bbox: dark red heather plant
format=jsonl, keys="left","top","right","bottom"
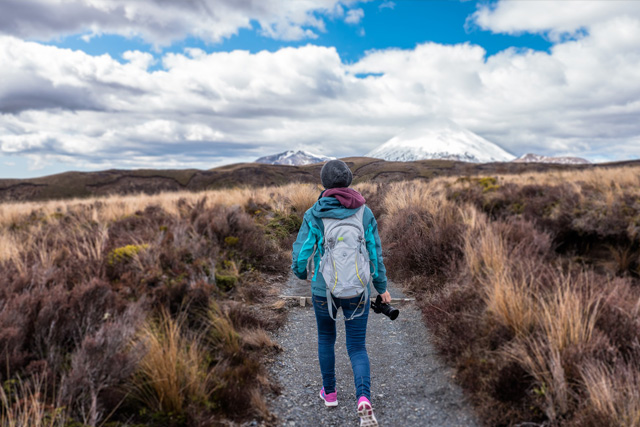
{"left": 0, "top": 195, "right": 291, "bottom": 425}
{"left": 381, "top": 176, "right": 640, "bottom": 426}
{"left": 382, "top": 205, "right": 465, "bottom": 285}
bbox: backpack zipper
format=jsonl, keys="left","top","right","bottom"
{"left": 355, "top": 248, "right": 366, "bottom": 288}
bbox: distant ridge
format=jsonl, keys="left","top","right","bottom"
{"left": 4, "top": 156, "right": 634, "bottom": 203}
{"left": 255, "top": 150, "right": 334, "bottom": 166}
{"left": 513, "top": 153, "right": 591, "bottom": 165}
{"left": 367, "top": 119, "right": 515, "bottom": 163}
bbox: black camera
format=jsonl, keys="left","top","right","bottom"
{"left": 371, "top": 295, "right": 399, "bottom": 320}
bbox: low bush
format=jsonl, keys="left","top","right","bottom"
{"left": 382, "top": 171, "right": 640, "bottom": 426}
{"left": 0, "top": 191, "right": 293, "bottom": 425}
{"left": 449, "top": 176, "right": 640, "bottom": 278}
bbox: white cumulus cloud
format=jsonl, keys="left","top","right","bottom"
{"left": 1, "top": 0, "right": 640, "bottom": 171}
{"left": 345, "top": 8, "right": 365, "bottom": 25}
{"left": 0, "top": 0, "right": 367, "bottom": 45}
{"left": 471, "top": 0, "right": 640, "bottom": 41}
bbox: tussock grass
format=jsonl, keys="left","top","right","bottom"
{"left": 0, "top": 183, "right": 298, "bottom": 425}
{"left": 0, "top": 229, "right": 21, "bottom": 262}
{"left": 0, "top": 182, "right": 318, "bottom": 229}
{"left": 71, "top": 223, "right": 109, "bottom": 265}
{"left": 538, "top": 275, "right": 600, "bottom": 353}
{"left": 380, "top": 166, "right": 640, "bottom": 425}
{"left": 479, "top": 164, "right": 640, "bottom": 190}
{"left": 580, "top": 361, "right": 640, "bottom": 426}
{"left": 276, "top": 183, "right": 322, "bottom": 218}
{"left": 207, "top": 302, "right": 241, "bottom": 356}
{"left": 486, "top": 271, "right": 537, "bottom": 338}
{"left": 504, "top": 336, "right": 569, "bottom": 422}
{"left": 382, "top": 180, "right": 451, "bottom": 219}
{"left": 240, "top": 328, "right": 280, "bottom": 350}
{"left": 0, "top": 376, "right": 68, "bottom": 427}
{"left": 381, "top": 180, "right": 465, "bottom": 291}
{"left": 352, "top": 181, "right": 378, "bottom": 194}
{"left": 463, "top": 216, "right": 507, "bottom": 280}
{"left": 132, "top": 310, "right": 215, "bottom": 416}
{"left": 8, "top": 164, "right": 640, "bottom": 425}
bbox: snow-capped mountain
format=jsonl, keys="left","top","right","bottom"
{"left": 512, "top": 153, "right": 591, "bottom": 165}
{"left": 255, "top": 150, "right": 334, "bottom": 166}
{"left": 367, "top": 120, "right": 515, "bottom": 163}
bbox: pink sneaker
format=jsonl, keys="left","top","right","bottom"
{"left": 319, "top": 387, "right": 338, "bottom": 407}
{"left": 357, "top": 396, "right": 378, "bottom": 427}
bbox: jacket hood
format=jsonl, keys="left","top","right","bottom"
{"left": 312, "top": 195, "right": 361, "bottom": 219}
{"left": 322, "top": 188, "right": 366, "bottom": 209}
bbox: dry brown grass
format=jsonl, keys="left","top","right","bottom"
{"left": 352, "top": 181, "right": 378, "bottom": 194}
{"left": 481, "top": 165, "right": 640, "bottom": 190}
{"left": 280, "top": 183, "right": 322, "bottom": 217}
{"left": 380, "top": 170, "right": 640, "bottom": 425}
{"left": 381, "top": 180, "right": 459, "bottom": 227}
{"left": 382, "top": 180, "right": 437, "bottom": 218}
{"left": 126, "top": 298, "right": 278, "bottom": 423}
{"left": 0, "top": 185, "right": 294, "bottom": 424}
{"left": 207, "top": 302, "right": 241, "bottom": 356}
{"left": 0, "top": 377, "right": 68, "bottom": 427}
{"left": 0, "top": 229, "right": 22, "bottom": 262}
{"left": 538, "top": 275, "right": 600, "bottom": 353}
{"left": 436, "top": 164, "right": 640, "bottom": 211}
{"left": 132, "top": 310, "right": 215, "bottom": 416}
{"left": 70, "top": 223, "right": 109, "bottom": 266}
{"left": 240, "top": 328, "right": 280, "bottom": 351}
{"left": 580, "top": 361, "right": 640, "bottom": 426}
{"left": 498, "top": 276, "right": 601, "bottom": 421}
{"left": 0, "top": 183, "right": 321, "bottom": 269}
{"left": 462, "top": 208, "right": 606, "bottom": 421}
{"left": 487, "top": 271, "right": 538, "bottom": 338}
{"left": 0, "top": 182, "right": 319, "bottom": 228}
{"left": 463, "top": 216, "right": 507, "bottom": 280}
{"left": 504, "top": 336, "right": 570, "bottom": 422}
{"left": 461, "top": 215, "right": 536, "bottom": 336}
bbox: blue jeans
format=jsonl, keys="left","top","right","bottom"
{"left": 312, "top": 294, "right": 371, "bottom": 400}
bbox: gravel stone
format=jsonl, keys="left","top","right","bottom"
{"left": 263, "top": 275, "right": 478, "bottom": 427}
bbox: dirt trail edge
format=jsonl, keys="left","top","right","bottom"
{"left": 264, "top": 275, "right": 479, "bottom": 427}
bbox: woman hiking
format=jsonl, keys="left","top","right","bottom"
{"left": 291, "top": 159, "right": 390, "bottom": 427}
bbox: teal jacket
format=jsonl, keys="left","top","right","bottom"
{"left": 291, "top": 195, "right": 388, "bottom": 297}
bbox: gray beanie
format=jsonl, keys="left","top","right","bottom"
{"left": 320, "top": 160, "right": 353, "bottom": 189}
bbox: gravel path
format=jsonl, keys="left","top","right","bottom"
{"left": 264, "top": 275, "right": 478, "bottom": 427}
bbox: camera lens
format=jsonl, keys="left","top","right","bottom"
{"left": 382, "top": 304, "right": 399, "bottom": 320}
{"left": 371, "top": 295, "right": 399, "bottom": 320}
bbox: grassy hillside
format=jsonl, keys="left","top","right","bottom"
{"left": 0, "top": 165, "right": 312, "bottom": 202}
{"left": 3, "top": 163, "right": 640, "bottom": 425}
{"left": 0, "top": 184, "right": 320, "bottom": 425}
{"left": 4, "top": 157, "right": 635, "bottom": 203}
{"left": 377, "top": 165, "right": 640, "bottom": 426}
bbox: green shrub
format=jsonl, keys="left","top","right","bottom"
{"left": 224, "top": 236, "right": 239, "bottom": 246}
{"left": 215, "top": 275, "right": 238, "bottom": 291}
{"left": 266, "top": 212, "right": 302, "bottom": 240}
{"left": 107, "top": 244, "right": 149, "bottom": 266}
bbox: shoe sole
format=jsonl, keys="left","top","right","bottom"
{"left": 320, "top": 390, "right": 338, "bottom": 407}
{"left": 358, "top": 404, "right": 378, "bottom": 427}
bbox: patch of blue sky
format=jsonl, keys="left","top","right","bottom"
{"left": 170, "top": 1, "right": 553, "bottom": 63}
{"left": 353, "top": 72, "right": 384, "bottom": 79}
{"left": 0, "top": 155, "right": 61, "bottom": 179}
{"left": 334, "top": 0, "right": 553, "bottom": 60}
{"left": 42, "top": 1, "right": 553, "bottom": 68}
{"left": 43, "top": 33, "right": 161, "bottom": 66}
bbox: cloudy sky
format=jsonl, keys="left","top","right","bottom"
{"left": 1, "top": 0, "right": 640, "bottom": 178}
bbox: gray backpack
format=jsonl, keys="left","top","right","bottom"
{"left": 319, "top": 206, "right": 371, "bottom": 320}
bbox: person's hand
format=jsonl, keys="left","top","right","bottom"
{"left": 380, "top": 291, "right": 391, "bottom": 304}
